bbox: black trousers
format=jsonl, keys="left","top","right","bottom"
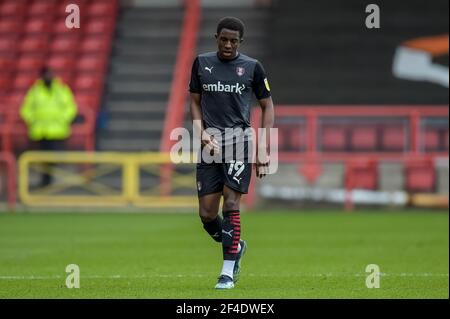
{"left": 37, "top": 139, "right": 65, "bottom": 187}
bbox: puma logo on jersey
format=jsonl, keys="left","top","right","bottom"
{"left": 202, "top": 81, "right": 246, "bottom": 95}
{"left": 205, "top": 66, "right": 214, "bottom": 73}
{"left": 222, "top": 229, "right": 233, "bottom": 237}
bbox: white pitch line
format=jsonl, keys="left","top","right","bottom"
{"left": 0, "top": 273, "right": 448, "bottom": 280}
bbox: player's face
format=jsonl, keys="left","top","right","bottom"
{"left": 215, "top": 28, "right": 242, "bottom": 60}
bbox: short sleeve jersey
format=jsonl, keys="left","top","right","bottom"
{"left": 189, "top": 52, "right": 271, "bottom": 135}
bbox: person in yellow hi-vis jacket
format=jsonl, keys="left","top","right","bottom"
{"left": 20, "top": 67, "right": 77, "bottom": 187}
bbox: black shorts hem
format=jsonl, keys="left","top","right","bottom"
{"left": 197, "top": 188, "right": 223, "bottom": 198}
{"left": 223, "top": 183, "right": 248, "bottom": 195}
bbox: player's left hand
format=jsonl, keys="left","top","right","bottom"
{"left": 255, "top": 156, "right": 270, "bottom": 178}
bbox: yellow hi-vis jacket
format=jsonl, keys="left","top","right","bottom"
{"left": 20, "top": 78, "right": 78, "bottom": 141}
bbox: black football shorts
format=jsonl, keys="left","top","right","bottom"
{"left": 196, "top": 142, "right": 252, "bottom": 197}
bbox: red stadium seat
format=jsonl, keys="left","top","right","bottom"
{"left": 381, "top": 126, "right": 406, "bottom": 151}
{"left": 345, "top": 159, "right": 377, "bottom": 190}
{"left": 277, "top": 127, "right": 288, "bottom": 150}
{"left": 423, "top": 130, "right": 440, "bottom": 151}
{"left": 17, "top": 55, "right": 45, "bottom": 73}
{"left": 74, "top": 75, "right": 103, "bottom": 92}
{"left": 84, "top": 19, "right": 115, "bottom": 35}
{"left": 0, "top": 19, "right": 23, "bottom": 35}
{"left": 0, "top": 36, "right": 19, "bottom": 58}
{"left": 24, "top": 19, "right": 53, "bottom": 34}
{"left": 27, "top": 1, "right": 56, "bottom": 17}
{"left": 56, "top": 0, "right": 88, "bottom": 16}
{"left": 13, "top": 74, "right": 39, "bottom": 92}
{"left": 288, "top": 126, "right": 305, "bottom": 151}
{"left": 87, "top": 2, "right": 118, "bottom": 18}
{"left": 322, "top": 126, "right": 346, "bottom": 151}
{"left": 20, "top": 36, "right": 50, "bottom": 54}
{"left": 76, "top": 56, "right": 107, "bottom": 73}
{"left": 54, "top": 71, "right": 74, "bottom": 88}
{"left": 405, "top": 159, "right": 435, "bottom": 193}
{"left": 80, "top": 36, "right": 111, "bottom": 54}
{"left": 0, "top": 37, "right": 17, "bottom": 54}
{"left": 47, "top": 56, "right": 75, "bottom": 72}
{"left": 55, "top": 1, "right": 88, "bottom": 30}
{"left": 351, "top": 126, "right": 377, "bottom": 151}
{"left": 8, "top": 92, "right": 26, "bottom": 108}
{"left": 0, "top": 1, "right": 27, "bottom": 18}
{"left": 0, "top": 74, "right": 12, "bottom": 94}
{"left": 53, "top": 18, "right": 84, "bottom": 35}
{"left": 0, "top": 58, "right": 15, "bottom": 74}
{"left": 75, "top": 93, "right": 101, "bottom": 111}
{"left": 50, "top": 37, "right": 80, "bottom": 54}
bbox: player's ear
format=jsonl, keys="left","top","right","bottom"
{"left": 240, "top": 38, "right": 244, "bottom": 44}
{"left": 214, "top": 33, "right": 218, "bottom": 40}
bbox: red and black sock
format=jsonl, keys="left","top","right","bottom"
{"left": 222, "top": 210, "right": 241, "bottom": 260}
{"left": 202, "top": 216, "right": 223, "bottom": 243}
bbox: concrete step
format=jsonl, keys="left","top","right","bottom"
{"left": 107, "top": 111, "right": 165, "bottom": 121}
{"left": 99, "top": 129, "right": 162, "bottom": 140}
{"left": 106, "top": 101, "right": 166, "bottom": 113}
{"left": 112, "top": 59, "right": 175, "bottom": 68}
{"left": 112, "top": 49, "right": 177, "bottom": 58}
{"left": 112, "top": 44, "right": 177, "bottom": 57}
{"left": 98, "top": 138, "right": 161, "bottom": 152}
{"left": 198, "top": 28, "right": 266, "bottom": 38}
{"left": 108, "top": 73, "right": 173, "bottom": 83}
{"left": 379, "top": 163, "right": 404, "bottom": 192}
{"left": 107, "top": 81, "right": 171, "bottom": 95}
{"left": 436, "top": 162, "right": 449, "bottom": 195}
{"left": 119, "top": 9, "right": 183, "bottom": 22}
{"left": 200, "top": 9, "right": 268, "bottom": 20}
{"left": 107, "top": 119, "right": 164, "bottom": 132}
{"left": 105, "top": 91, "right": 169, "bottom": 102}
{"left": 114, "top": 38, "right": 179, "bottom": 48}
{"left": 111, "top": 62, "right": 174, "bottom": 76}
{"left": 112, "top": 53, "right": 177, "bottom": 64}
{"left": 116, "top": 27, "right": 181, "bottom": 39}
{"left": 117, "top": 19, "right": 181, "bottom": 28}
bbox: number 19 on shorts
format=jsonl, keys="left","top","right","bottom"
{"left": 228, "top": 161, "right": 245, "bottom": 185}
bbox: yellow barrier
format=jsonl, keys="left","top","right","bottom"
{"left": 19, "top": 151, "right": 198, "bottom": 208}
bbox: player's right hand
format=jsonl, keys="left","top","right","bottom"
{"left": 201, "top": 132, "right": 220, "bottom": 155}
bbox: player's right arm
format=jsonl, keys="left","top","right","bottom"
{"left": 190, "top": 93, "right": 219, "bottom": 154}
{"left": 189, "top": 57, "right": 219, "bottom": 154}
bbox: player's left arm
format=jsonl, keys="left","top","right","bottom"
{"left": 252, "top": 61, "right": 275, "bottom": 178}
{"left": 256, "top": 96, "right": 274, "bottom": 178}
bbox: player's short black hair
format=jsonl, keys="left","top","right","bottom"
{"left": 216, "top": 17, "right": 245, "bottom": 39}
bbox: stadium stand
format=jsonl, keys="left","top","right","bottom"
{"left": 0, "top": 0, "right": 118, "bottom": 153}
{"left": 242, "top": 0, "right": 449, "bottom": 208}
{"left": 97, "top": 5, "right": 183, "bottom": 151}
{"left": 266, "top": 0, "right": 449, "bottom": 104}
{"left": 249, "top": 106, "right": 448, "bottom": 208}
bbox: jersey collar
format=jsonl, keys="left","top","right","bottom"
{"left": 216, "top": 51, "right": 240, "bottom": 62}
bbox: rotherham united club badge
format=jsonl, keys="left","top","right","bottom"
{"left": 236, "top": 67, "right": 245, "bottom": 76}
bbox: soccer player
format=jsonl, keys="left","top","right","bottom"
{"left": 189, "top": 17, "right": 275, "bottom": 289}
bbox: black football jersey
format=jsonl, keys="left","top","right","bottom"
{"left": 189, "top": 52, "right": 271, "bottom": 143}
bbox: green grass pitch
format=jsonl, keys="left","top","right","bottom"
{"left": 0, "top": 210, "right": 448, "bottom": 298}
